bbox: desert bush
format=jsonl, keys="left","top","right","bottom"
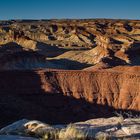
{"left": 95, "top": 132, "right": 111, "bottom": 140}
{"left": 59, "top": 123, "right": 87, "bottom": 140}
{"left": 41, "top": 123, "right": 88, "bottom": 140}
{"left": 41, "top": 129, "right": 59, "bottom": 140}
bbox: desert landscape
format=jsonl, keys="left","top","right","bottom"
{"left": 0, "top": 19, "right": 140, "bottom": 139}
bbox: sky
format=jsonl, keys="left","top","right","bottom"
{"left": 0, "top": 0, "right": 140, "bottom": 20}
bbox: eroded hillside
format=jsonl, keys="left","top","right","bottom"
{"left": 1, "top": 19, "right": 140, "bottom": 69}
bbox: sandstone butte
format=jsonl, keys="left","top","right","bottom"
{"left": 0, "top": 19, "right": 139, "bottom": 127}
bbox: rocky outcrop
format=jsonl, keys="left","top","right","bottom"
{"left": 0, "top": 117, "right": 140, "bottom": 139}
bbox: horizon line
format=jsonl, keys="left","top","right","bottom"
{"left": 0, "top": 18, "right": 140, "bottom": 21}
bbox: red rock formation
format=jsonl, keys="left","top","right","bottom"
{"left": 0, "top": 68, "right": 139, "bottom": 110}
{"left": 0, "top": 68, "right": 139, "bottom": 127}
{"left": 39, "top": 68, "right": 140, "bottom": 110}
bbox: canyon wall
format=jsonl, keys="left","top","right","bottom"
{"left": 0, "top": 68, "right": 139, "bottom": 127}
{"left": 1, "top": 69, "right": 139, "bottom": 111}
{"left": 39, "top": 69, "right": 140, "bottom": 111}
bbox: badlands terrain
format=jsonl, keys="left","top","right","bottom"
{"left": 0, "top": 19, "right": 140, "bottom": 139}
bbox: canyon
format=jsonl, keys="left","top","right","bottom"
{"left": 0, "top": 19, "right": 140, "bottom": 128}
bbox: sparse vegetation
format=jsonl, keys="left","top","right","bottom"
{"left": 95, "top": 132, "right": 111, "bottom": 140}
{"left": 59, "top": 124, "right": 87, "bottom": 140}
{"left": 41, "top": 124, "right": 87, "bottom": 140}
{"left": 41, "top": 129, "right": 59, "bottom": 140}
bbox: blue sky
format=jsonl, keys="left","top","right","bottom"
{"left": 0, "top": 0, "right": 140, "bottom": 20}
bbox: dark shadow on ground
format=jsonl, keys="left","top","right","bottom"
{"left": 36, "top": 42, "right": 68, "bottom": 57}
{"left": 0, "top": 42, "right": 23, "bottom": 54}
{"left": 48, "top": 58, "right": 92, "bottom": 70}
{"left": 126, "top": 48, "right": 140, "bottom": 66}
{"left": 36, "top": 42, "right": 89, "bottom": 57}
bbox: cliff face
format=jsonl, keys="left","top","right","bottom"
{"left": 39, "top": 69, "right": 140, "bottom": 110}
{"left": 0, "top": 68, "right": 139, "bottom": 126}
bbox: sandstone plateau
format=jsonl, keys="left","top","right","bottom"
{"left": 0, "top": 19, "right": 139, "bottom": 128}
